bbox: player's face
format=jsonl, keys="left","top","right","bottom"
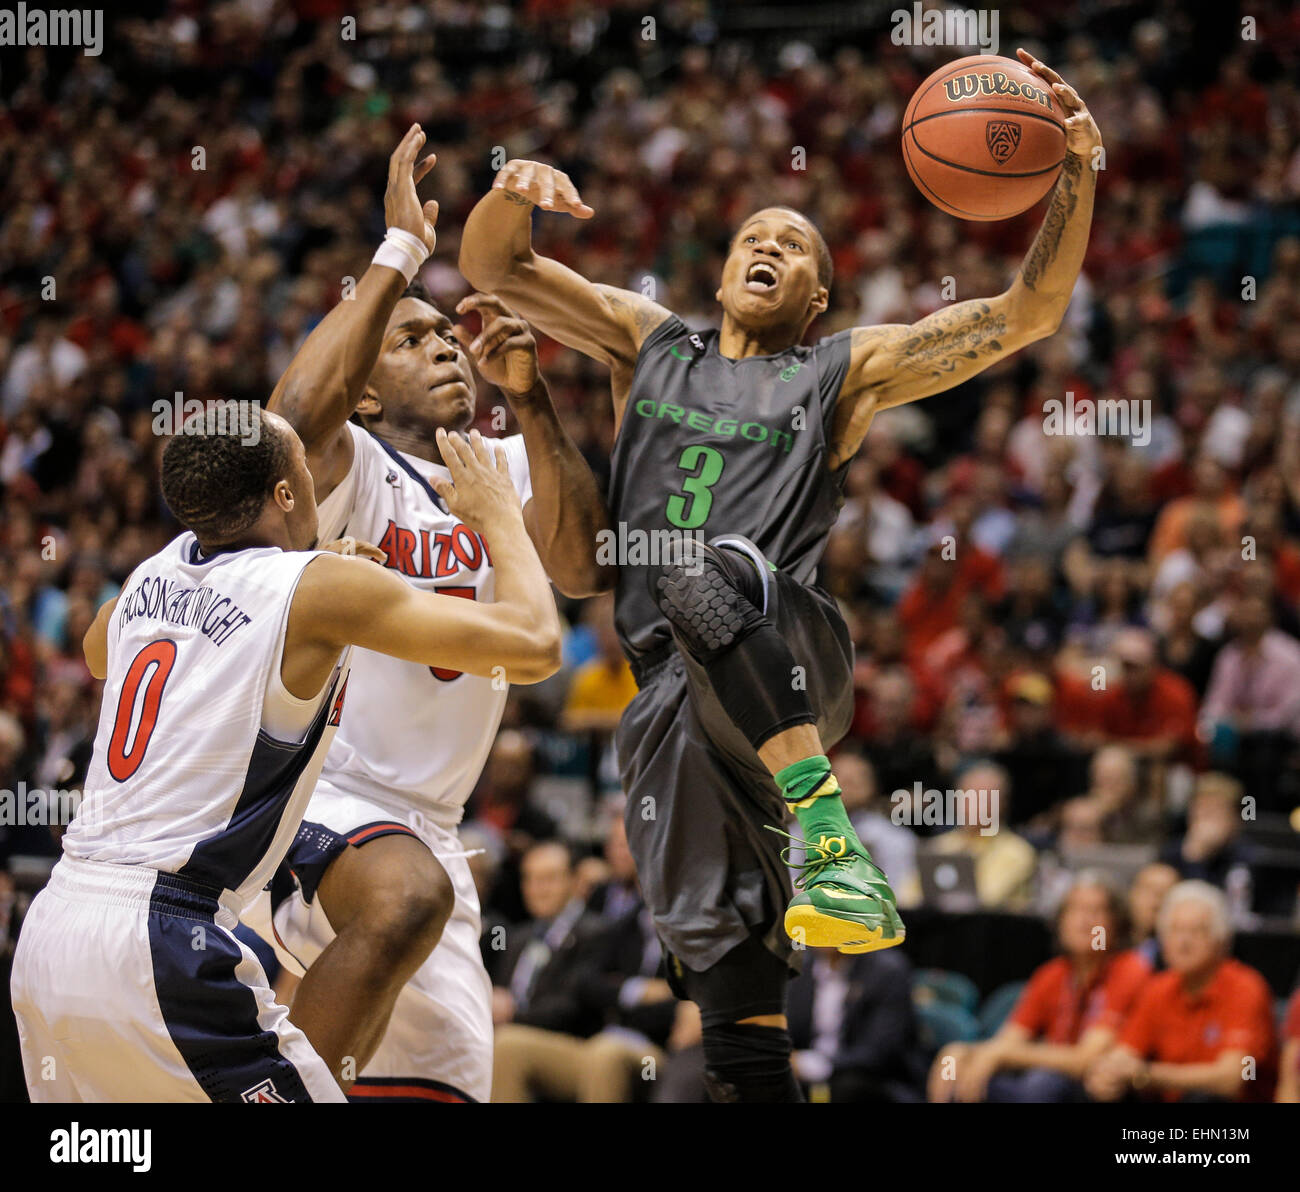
{"left": 716, "top": 209, "right": 827, "bottom": 334}
{"left": 364, "top": 298, "right": 477, "bottom": 442}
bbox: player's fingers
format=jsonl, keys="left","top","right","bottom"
{"left": 387, "top": 127, "right": 413, "bottom": 186}
{"left": 539, "top": 170, "right": 556, "bottom": 210}
{"left": 494, "top": 445, "right": 510, "bottom": 476}
{"left": 557, "top": 176, "right": 594, "bottom": 218}
{"left": 457, "top": 292, "right": 511, "bottom": 318}
{"left": 414, "top": 152, "right": 438, "bottom": 184}
{"left": 474, "top": 318, "right": 525, "bottom": 358}
{"left": 467, "top": 428, "right": 495, "bottom": 469}
{"left": 482, "top": 332, "right": 532, "bottom": 362}
{"left": 1053, "top": 82, "right": 1083, "bottom": 112}
{"left": 436, "top": 426, "right": 471, "bottom": 476}
{"left": 422, "top": 198, "right": 440, "bottom": 226}
{"left": 1031, "top": 59, "right": 1066, "bottom": 87}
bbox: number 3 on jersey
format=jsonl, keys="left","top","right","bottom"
{"left": 107, "top": 639, "right": 178, "bottom": 781}
{"left": 666, "top": 445, "right": 725, "bottom": 530}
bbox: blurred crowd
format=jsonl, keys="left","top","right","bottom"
{"left": 3, "top": 0, "right": 1300, "bottom": 1101}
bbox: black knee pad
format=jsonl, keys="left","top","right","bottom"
{"left": 648, "top": 539, "right": 766, "bottom": 659}
{"left": 701, "top": 1022, "right": 802, "bottom": 1104}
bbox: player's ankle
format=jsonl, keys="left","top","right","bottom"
{"left": 775, "top": 754, "right": 836, "bottom": 804}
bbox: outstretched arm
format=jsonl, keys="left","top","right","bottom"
{"left": 452, "top": 292, "right": 615, "bottom": 597}
{"left": 268, "top": 125, "right": 439, "bottom": 497}
{"left": 459, "top": 161, "right": 671, "bottom": 393}
{"left": 286, "top": 429, "right": 563, "bottom": 696}
{"left": 829, "top": 50, "right": 1100, "bottom": 467}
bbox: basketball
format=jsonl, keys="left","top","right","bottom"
{"left": 901, "top": 54, "right": 1067, "bottom": 221}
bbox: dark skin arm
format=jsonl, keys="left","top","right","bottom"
{"left": 268, "top": 123, "right": 439, "bottom": 499}
{"left": 459, "top": 160, "right": 670, "bottom": 427}
{"left": 452, "top": 293, "right": 614, "bottom": 597}
{"left": 828, "top": 50, "right": 1100, "bottom": 466}
{"left": 284, "top": 429, "right": 563, "bottom": 697}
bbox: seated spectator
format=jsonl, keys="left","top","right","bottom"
{"left": 492, "top": 827, "right": 676, "bottom": 1103}
{"left": 1159, "top": 772, "right": 1252, "bottom": 897}
{"left": 1097, "top": 627, "right": 1199, "bottom": 762}
{"left": 789, "top": 947, "right": 924, "bottom": 1102}
{"left": 1278, "top": 985, "right": 1300, "bottom": 1103}
{"left": 560, "top": 594, "right": 637, "bottom": 734}
{"left": 1127, "top": 861, "right": 1180, "bottom": 968}
{"left": 1153, "top": 579, "right": 1221, "bottom": 697}
{"left": 897, "top": 522, "right": 1004, "bottom": 664}
{"left": 1200, "top": 592, "right": 1300, "bottom": 812}
{"left": 1086, "top": 881, "right": 1277, "bottom": 1102}
{"left": 994, "top": 672, "right": 1088, "bottom": 826}
{"left": 858, "top": 669, "right": 944, "bottom": 829}
{"left": 467, "top": 730, "right": 557, "bottom": 923}
{"left": 837, "top": 748, "right": 919, "bottom": 906}
{"left": 929, "top": 762, "right": 1037, "bottom": 910}
{"left": 1147, "top": 455, "right": 1245, "bottom": 566}
{"left": 1085, "top": 743, "right": 1160, "bottom": 844}
{"left": 929, "top": 875, "right": 1149, "bottom": 1102}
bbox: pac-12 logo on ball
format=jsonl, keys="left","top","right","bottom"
{"left": 986, "top": 120, "right": 1022, "bottom": 165}
{"left": 241, "top": 1079, "right": 289, "bottom": 1103}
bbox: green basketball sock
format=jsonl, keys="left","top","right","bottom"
{"left": 776, "top": 755, "right": 856, "bottom": 841}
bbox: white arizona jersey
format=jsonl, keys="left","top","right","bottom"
{"left": 64, "top": 533, "right": 351, "bottom": 908}
{"left": 313, "top": 421, "right": 532, "bottom": 821}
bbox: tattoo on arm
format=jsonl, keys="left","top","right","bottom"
{"left": 502, "top": 190, "right": 533, "bottom": 206}
{"left": 1020, "top": 152, "right": 1083, "bottom": 291}
{"left": 855, "top": 301, "right": 1008, "bottom": 383}
{"left": 604, "top": 291, "right": 668, "bottom": 342}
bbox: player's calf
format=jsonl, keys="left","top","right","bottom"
{"left": 291, "top": 834, "right": 454, "bottom": 1086}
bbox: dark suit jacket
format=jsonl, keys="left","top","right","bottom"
{"left": 494, "top": 906, "right": 608, "bottom": 1038}
{"left": 786, "top": 948, "right": 924, "bottom": 1098}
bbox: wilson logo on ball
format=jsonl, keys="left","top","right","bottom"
{"left": 985, "top": 121, "right": 1022, "bottom": 165}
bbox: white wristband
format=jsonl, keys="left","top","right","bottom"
{"left": 372, "top": 227, "right": 430, "bottom": 284}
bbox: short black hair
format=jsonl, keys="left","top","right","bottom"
{"left": 735, "top": 206, "right": 833, "bottom": 290}
{"left": 160, "top": 403, "right": 291, "bottom": 545}
{"left": 401, "top": 279, "right": 435, "bottom": 306}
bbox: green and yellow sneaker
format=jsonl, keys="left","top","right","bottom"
{"left": 767, "top": 827, "right": 906, "bottom": 954}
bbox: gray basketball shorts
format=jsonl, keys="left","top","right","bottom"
{"left": 615, "top": 570, "right": 853, "bottom": 974}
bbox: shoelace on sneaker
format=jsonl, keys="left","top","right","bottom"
{"left": 764, "top": 825, "right": 875, "bottom": 892}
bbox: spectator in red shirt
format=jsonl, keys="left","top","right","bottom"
{"left": 1278, "top": 986, "right": 1300, "bottom": 1103}
{"left": 928, "top": 876, "right": 1149, "bottom": 1103}
{"left": 1087, "top": 881, "right": 1277, "bottom": 1102}
{"left": 897, "top": 530, "right": 1004, "bottom": 664}
{"left": 1097, "top": 628, "right": 1199, "bottom": 761}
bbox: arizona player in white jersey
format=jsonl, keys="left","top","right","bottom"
{"left": 246, "top": 126, "right": 611, "bottom": 1102}
{"left": 10, "top": 404, "right": 561, "bottom": 1102}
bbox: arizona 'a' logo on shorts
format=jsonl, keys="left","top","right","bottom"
{"left": 986, "top": 120, "right": 1021, "bottom": 165}
{"left": 241, "top": 1079, "right": 290, "bottom": 1103}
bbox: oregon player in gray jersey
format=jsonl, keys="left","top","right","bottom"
{"left": 462, "top": 47, "right": 1101, "bottom": 1102}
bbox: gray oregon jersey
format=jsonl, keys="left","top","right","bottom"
{"left": 608, "top": 315, "right": 854, "bottom": 659}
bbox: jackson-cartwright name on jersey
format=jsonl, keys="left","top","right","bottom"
{"left": 116, "top": 574, "right": 253, "bottom": 647}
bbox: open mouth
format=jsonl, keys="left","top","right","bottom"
{"left": 744, "top": 261, "right": 779, "bottom": 293}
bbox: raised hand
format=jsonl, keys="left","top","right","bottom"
{"left": 491, "top": 158, "right": 594, "bottom": 218}
{"left": 453, "top": 293, "right": 540, "bottom": 399}
{"left": 1016, "top": 48, "right": 1102, "bottom": 157}
{"left": 385, "top": 123, "right": 440, "bottom": 252}
{"left": 430, "top": 427, "right": 522, "bottom": 535}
